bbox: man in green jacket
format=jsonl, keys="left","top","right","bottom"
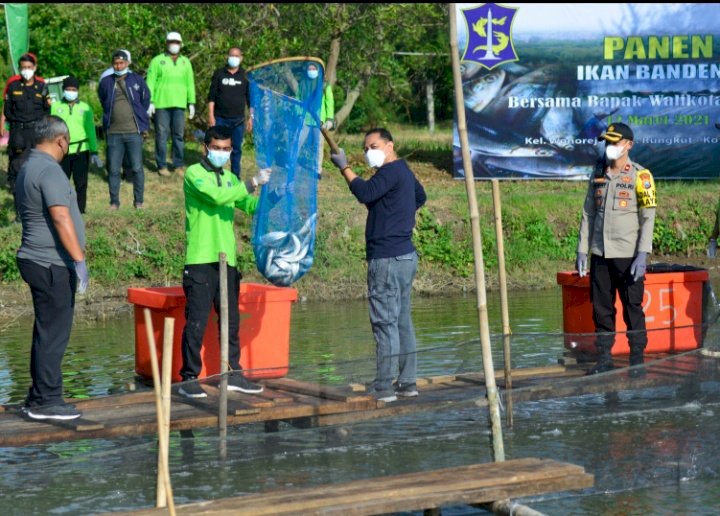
{"left": 146, "top": 31, "right": 196, "bottom": 177}
{"left": 50, "top": 76, "right": 101, "bottom": 213}
{"left": 178, "top": 126, "right": 271, "bottom": 398}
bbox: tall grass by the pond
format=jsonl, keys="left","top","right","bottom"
{"left": 0, "top": 124, "right": 717, "bottom": 298}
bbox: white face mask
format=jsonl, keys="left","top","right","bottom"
{"left": 20, "top": 69, "right": 34, "bottom": 81}
{"left": 63, "top": 90, "right": 79, "bottom": 102}
{"left": 307, "top": 69, "right": 319, "bottom": 80}
{"left": 605, "top": 143, "right": 626, "bottom": 161}
{"left": 365, "top": 148, "right": 386, "bottom": 168}
{"left": 168, "top": 43, "right": 181, "bottom": 55}
{"left": 227, "top": 56, "right": 241, "bottom": 68}
{"left": 206, "top": 147, "right": 231, "bottom": 168}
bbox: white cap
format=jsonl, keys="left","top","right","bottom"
{"left": 166, "top": 32, "right": 182, "bottom": 43}
{"left": 121, "top": 49, "right": 132, "bottom": 64}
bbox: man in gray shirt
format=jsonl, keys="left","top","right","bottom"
{"left": 15, "top": 115, "right": 89, "bottom": 421}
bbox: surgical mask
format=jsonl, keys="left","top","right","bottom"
{"left": 227, "top": 56, "right": 241, "bottom": 68}
{"left": 307, "top": 69, "right": 319, "bottom": 80}
{"left": 605, "top": 143, "right": 626, "bottom": 161}
{"left": 168, "top": 44, "right": 181, "bottom": 55}
{"left": 207, "top": 148, "right": 231, "bottom": 168}
{"left": 365, "top": 149, "right": 386, "bottom": 168}
{"left": 63, "top": 90, "right": 78, "bottom": 102}
{"left": 114, "top": 68, "right": 129, "bottom": 76}
{"left": 20, "top": 69, "right": 34, "bottom": 81}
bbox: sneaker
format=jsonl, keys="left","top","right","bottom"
{"left": 174, "top": 167, "right": 186, "bottom": 177}
{"left": 227, "top": 372, "right": 263, "bottom": 394}
{"left": 23, "top": 403, "right": 82, "bottom": 421}
{"left": 157, "top": 167, "right": 171, "bottom": 177}
{"left": 367, "top": 388, "right": 397, "bottom": 403}
{"left": 178, "top": 378, "right": 207, "bottom": 399}
{"left": 394, "top": 382, "right": 418, "bottom": 398}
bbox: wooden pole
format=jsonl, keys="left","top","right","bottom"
{"left": 218, "top": 253, "right": 229, "bottom": 460}
{"left": 449, "top": 4, "right": 505, "bottom": 462}
{"left": 426, "top": 78, "right": 436, "bottom": 134}
{"left": 143, "top": 308, "right": 176, "bottom": 516}
{"left": 156, "top": 317, "right": 174, "bottom": 508}
{"left": 492, "top": 180, "right": 513, "bottom": 428}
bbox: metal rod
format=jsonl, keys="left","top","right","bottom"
{"left": 143, "top": 308, "right": 176, "bottom": 515}
{"left": 218, "top": 253, "right": 229, "bottom": 460}
{"left": 156, "top": 317, "right": 174, "bottom": 507}
{"left": 449, "top": 4, "right": 505, "bottom": 462}
{"left": 492, "top": 180, "right": 513, "bottom": 428}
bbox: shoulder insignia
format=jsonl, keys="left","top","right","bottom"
{"left": 635, "top": 168, "right": 656, "bottom": 208}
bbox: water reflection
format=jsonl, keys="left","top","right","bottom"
{"left": 1, "top": 289, "right": 719, "bottom": 514}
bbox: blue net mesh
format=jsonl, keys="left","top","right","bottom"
{"left": 248, "top": 58, "right": 324, "bottom": 286}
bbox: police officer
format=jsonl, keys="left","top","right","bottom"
{"left": 3, "top": 53, "right": 50, "bottom": 195}
{"left": 576, "top": 123, "right": 657, "bottom": 375}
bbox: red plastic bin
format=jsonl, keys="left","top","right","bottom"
{"left": 128, "top": 283, "right": 298, "bottom": 382}
{"left": 557, "top": 267, "right": 707, "bottom": 355}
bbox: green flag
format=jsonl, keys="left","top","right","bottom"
{"left": 5, "top": 4, "right": 29, "bottom": 74}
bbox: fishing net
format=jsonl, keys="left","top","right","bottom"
{"left": 248, "top": 58, "right": 324, "bottom": 286}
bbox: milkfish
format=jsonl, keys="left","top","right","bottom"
{"left": 540, "top": 105, "right": 580, "bottom": 151}
{"left": 256, "top": 214, "right": 316, "bottom": 287}
{"left": 464, "top": 69, "right": 505, "bottom": 113}
{"left": 457, "top": 123, "right": 558, "bottom": 158}
{"left": 482, "top": 156, "right": 593, "bottom": 179}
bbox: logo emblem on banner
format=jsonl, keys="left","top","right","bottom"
{"left": 461, "top": 3, "right": 519, "bottom": 70}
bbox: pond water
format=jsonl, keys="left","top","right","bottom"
{"left": 0, "top": 288, "right": 719, "bottom": 515}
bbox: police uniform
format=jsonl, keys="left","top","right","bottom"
{"left": 3, "top": 78, "right": 50, "bottom": 189}
{"left": 577, "top": 125, "right": 656, "bottom": 370}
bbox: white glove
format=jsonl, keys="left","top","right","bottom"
{"left": 576, "top": 252, "right": 588, "bottom": 278}
{"left": 91, "top": 154, "right": 103, "bottom": 168}
{"left": 253, "top": 167, "right": 271, "bottom": 187}
{"left": 709, "top": 239, "right": 717, "bottom": 258}
{"left": 147, "top": 103, "right": 155, "bottom": 116}
{"left": 188, "top": 104, "right": 195, "bottom": 119}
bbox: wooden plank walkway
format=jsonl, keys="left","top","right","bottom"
{"left": 0, "top": 352, "right": 707, "bottom": 447}
{"left": 122, "top": 458, "right": 594, "bottom": 515}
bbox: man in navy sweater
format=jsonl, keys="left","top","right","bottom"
{"left": 331, "top": 128, "right": 427, "bottom": 402}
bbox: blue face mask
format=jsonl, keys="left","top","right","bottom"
{"left": 206, "top": 148, "right": 231, "bottom": 168}
{"left": 63, "top": 90, "right": 79, "bottom": 102}
{"left": 307, "top": 69, "right": 319, "bottom": 80}
{"left": 114, "top": 68, "right": 129, "bottom": 76}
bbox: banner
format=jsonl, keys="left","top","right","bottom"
{"left": 454, "top": 3, "right": 720, "bottom": 180}
{"left": 5, "top": 4, "right": 29, "bottom": 75}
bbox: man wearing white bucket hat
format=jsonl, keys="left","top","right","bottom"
{"left": 146, "top": 31, "right": 196, "bottom": 177}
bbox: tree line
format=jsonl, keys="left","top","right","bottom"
{"left": 0, "top": 3, "right": 454, "bottom": 132}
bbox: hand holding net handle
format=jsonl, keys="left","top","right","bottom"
{"left": 321, "top": 127, "right": 340, "bottom": 155}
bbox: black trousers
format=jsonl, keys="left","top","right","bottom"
{"left": 590, "top": 255, "right": 648, "bottom": 352}
{"left": 17, "top": 258, "right": 76, "bottom": 407}
{"left": 7, "top": 127, "right": 35, "bottom": 189}
{"left": 180, "top": 263, "right": 242, "bottom": 380}
{"left": 61, "top": 151, "right": 89, "bottom": 213}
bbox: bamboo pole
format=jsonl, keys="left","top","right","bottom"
{"left": 218, "top": 253, "right": 229, "bottom": 460}
{"left": 143, "top": 308, "right": 176, "bottom": 516}
{"left": 492, "top": 180, "right": 513, "bottom": 428}
{"left": 449, "top": 4, "right": 505, "bottom": 462}
{"left": 156, "top": 317, "right": 174, "bottom": 508}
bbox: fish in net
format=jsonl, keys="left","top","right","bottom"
{"left": 248, "top": 57, "right": 325, "bottom": 286}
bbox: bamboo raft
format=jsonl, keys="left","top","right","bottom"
{"left": 0, "top": 352, "right": 707, "bottom": 447}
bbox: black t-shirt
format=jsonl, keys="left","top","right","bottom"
{"left": 207, "top": 67, "right": 250, "bottom": 119}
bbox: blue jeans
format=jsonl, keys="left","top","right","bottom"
{"left": 215, "top": 116, "right": 245, "bottom": 177}
{"left": 154, "top": 107, "right": 185, "bottom": 169}
{"left": 106, "top": 132, "right": 144, "bottom": 206}
{"left": 367, "top": 251, "right": 418, "bottom": 391}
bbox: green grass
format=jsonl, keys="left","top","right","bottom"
{"left": 1, "top": 124, "right": 718, "bottom": 300}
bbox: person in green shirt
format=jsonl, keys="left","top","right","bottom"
{"left": 177, "top": 125, "right": 271, "bottom": 399}
{"left": 50, "top": 76, "right": 101, "bottom": 213}
{"left": 146, "top": 31, "right": 196, "bottom": 177}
